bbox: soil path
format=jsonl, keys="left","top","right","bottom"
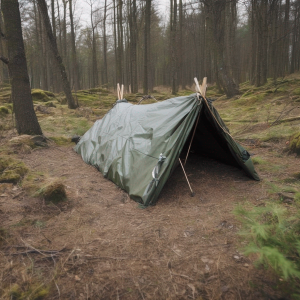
{"left": 1, "top": 145, "right": 280, "bottom": 299}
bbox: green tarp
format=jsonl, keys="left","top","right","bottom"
{"left": 75, "top": 94, "right": 259, "bottom": 207}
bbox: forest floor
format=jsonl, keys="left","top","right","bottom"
{"left": 0, "top": 75, "right": 300, "bottom": 299}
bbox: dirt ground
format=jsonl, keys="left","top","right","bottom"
{"left": 0, "top": 140, "right": 297, "bottom": 299}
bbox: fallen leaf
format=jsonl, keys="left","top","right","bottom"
{"left": 74, "top": 275, "right": 81, "bottom": 281}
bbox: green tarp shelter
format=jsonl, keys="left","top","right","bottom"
{"left": 75, "top": 94, "right": 259, "bottom": 207}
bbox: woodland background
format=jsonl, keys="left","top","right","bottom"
{"left": 1, "top": 0, "right": 300, "bottom": 299}
{"left": 1, "top": 0, "right": 299, "bottom": 97}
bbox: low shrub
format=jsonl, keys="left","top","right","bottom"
{"left": 234, "top": 202, "right": 300, "bottom": 296}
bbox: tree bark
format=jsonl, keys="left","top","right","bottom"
{"left": 1, "top": 0, "right": 42, "bottom": 135}
{"left": 129, "top": 0, "right": 138, "bottom": 93}
{"left": 143, "top": 0, "right": 151, "bottom": 94}
{"left": 102, "top": 0, "right": 108, "bottom": 87}
{"left": 69, "top": 0, "right": 80, "bottom": 90}
{"left": 171, "top": 0, "right": 178, "bottom": 95}
{"left": 37, "top": 0, "right": 78, "bottom": 109}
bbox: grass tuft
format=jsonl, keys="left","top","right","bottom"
{"left": 37, "top": 180, "right": 67, "bottom": 203}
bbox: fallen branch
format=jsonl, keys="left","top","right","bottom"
{"left": 271, "top": 114, "right": 300, "bottom": 126}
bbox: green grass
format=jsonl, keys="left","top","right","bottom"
{"left": 251, "top": 156, "right": 267, "bottom": 165}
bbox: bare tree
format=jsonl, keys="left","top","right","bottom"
{"left": 37, "top": 0, "right": 78, "bottom": 108}
{"left": 1, "top": 0, "right": 42, "bottom": 135}
{"left": 143, "top": 0, "right": 151, "bottom": 94}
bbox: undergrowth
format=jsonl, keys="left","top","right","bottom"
{"left": 234, "top": 202, "right": 300, "bottom": 297}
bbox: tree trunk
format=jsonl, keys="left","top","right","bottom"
{"left": 37, "top": 0, "right": 78, "bottom": 109}
{"left": 171, "top": 0, "right": 178, "bottom": 95}
{"left": 204, "top": 0, "right": 239, "bottom": 97}
{"left": 102, "top": 0, "right": 108, "bottom": 87}
{"left": 143, "top": 0, "right": 151, "bottom": 94}
{"left": 116, "top": 0, "right": 123, "bottom": 85}
{"left": 129, "top": 0, "right": 138, "bottom": 93}
{"left": 1, "top": 0, "right": 42, "bottom": 135}
{"left": 69, "top": 0, "right": 80, "bottom": 90}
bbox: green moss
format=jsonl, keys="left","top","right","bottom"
{"left": 88, "top": 87, "right": 111, "bottom": 93}
{"left": 0, "top": 91, "right": 12, "bottom": 102}
{"left": 44, "top": 101, "right": 57, "bottom": 107}
{"left": 0, "top": 106, "right": 9, "bottom": 114}
{"left": 37, "top": 180, "right": 67, "bottom": 203}
{"left": 6, "top": 103, "right": 13, "bottom": 110}
{"left": 31, "top": 89, "right": 55, "bottom": 102}
{"left": 9, "top": 284, "right": 22, "bottom": 299}
{"left": 6, "top": 283, "right": 49, "bottom": 300}
{"left": 10, "top": 135, "right": 47, "bottom": 150}
{"left": 76, "top": 92, "right": 98, "bottom": 103}
{"left": 49, "top": 136, "right": 71, "bottom": 145}
{"left": 0, "top": 157, "right": 28, "bottom": 183}
{"left": 293, "top": 88, "right": 300, "bottom": 96}
{"left": 290, "top": 132, "right": 300, "bottom": 155}
{"left": 294, "top": 193, "right": 300, "bottom": 207}
{"left": 0, "top": 87, "right": 11, "bottom": 92}
{"left": 22, "top": 171, "right": 45, "bottom": 195}
{"left": 251, "top": 156, "right": 267, "bottom": 165}
{"left": 276, "top": 85, "right": 289, "bottom": 93}
{"left": 0, "top": 157, "right": 11, "bottom": 172}
{"left": 44, "top": 90, "right": 55, "bottom": 97}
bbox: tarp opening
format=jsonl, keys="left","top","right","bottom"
{"left": 182, "top": 103, "right": 240, "bottom": 168}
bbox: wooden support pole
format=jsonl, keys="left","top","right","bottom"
{"left": 121, "top": 84, "right": 124, "bottom": 99}
{"left": 184, "top": 77, "right": 207, "bottom": 166}
{"left": 184, "top": 111, "right": 200, "bottom": 166}
{"left": 117, "top": 83, "right": 121, "bottom": 100}
{"left": 179, "top": 158, "right": 195, "bottom": 197}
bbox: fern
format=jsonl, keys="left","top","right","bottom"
{"left": 234, "top": 202, "right": 300, "bottom": 294}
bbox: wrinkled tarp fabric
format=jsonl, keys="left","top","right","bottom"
{"left": 74, "top": 94, "right": 259, "bottom": 207}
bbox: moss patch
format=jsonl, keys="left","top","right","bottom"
{"left": 0, "top": 106, "right": 9, "bottom": 115}
{"left": 9, "top": 135, "right": 47, "bottom": 151}
{"left": 290, "top": 132, "right": 300, "bottom": 155}
{"left": 251, "top": 156, "right": 267, "bottom": 165}
{"left": 31, "top": 89, "right": 55, "bottom": 102}
{"left": 49, "top": 136, "right": 71, "bottom": 145}
{"left": 293, "top": 88, "right": 300, "bottom": 96}
{"left": 0, "top": 157, "right": 28, "bottom": 183}
{"left": 5, "top": 283, "right": 49, "bottom": 300}
{"left": 38, "top": 180, "right": 67, "bottom": 203}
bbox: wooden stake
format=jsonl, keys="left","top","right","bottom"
{"left": 194, "top": 77, "right": 201, "bottom": 94}
{"left": 117, "top": 83, "right": 120, "bottom": 100}
{"left": 201, "top": 77, "right": 207, "bottom": 98}
{"left": 121, "top": 84, "right": 124, "bottom": 99}
{"left": 179, "top": 158, "right": 195, "bottom": 197}
{"left": 194, "top": 77, "right": 207, "bottom": 98}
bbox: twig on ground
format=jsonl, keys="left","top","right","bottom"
{"left": 170, "top": 272, "right": 194, "bottom": 281}
{"left": 54, "top": 280, "right": 60, "bottom": 298}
